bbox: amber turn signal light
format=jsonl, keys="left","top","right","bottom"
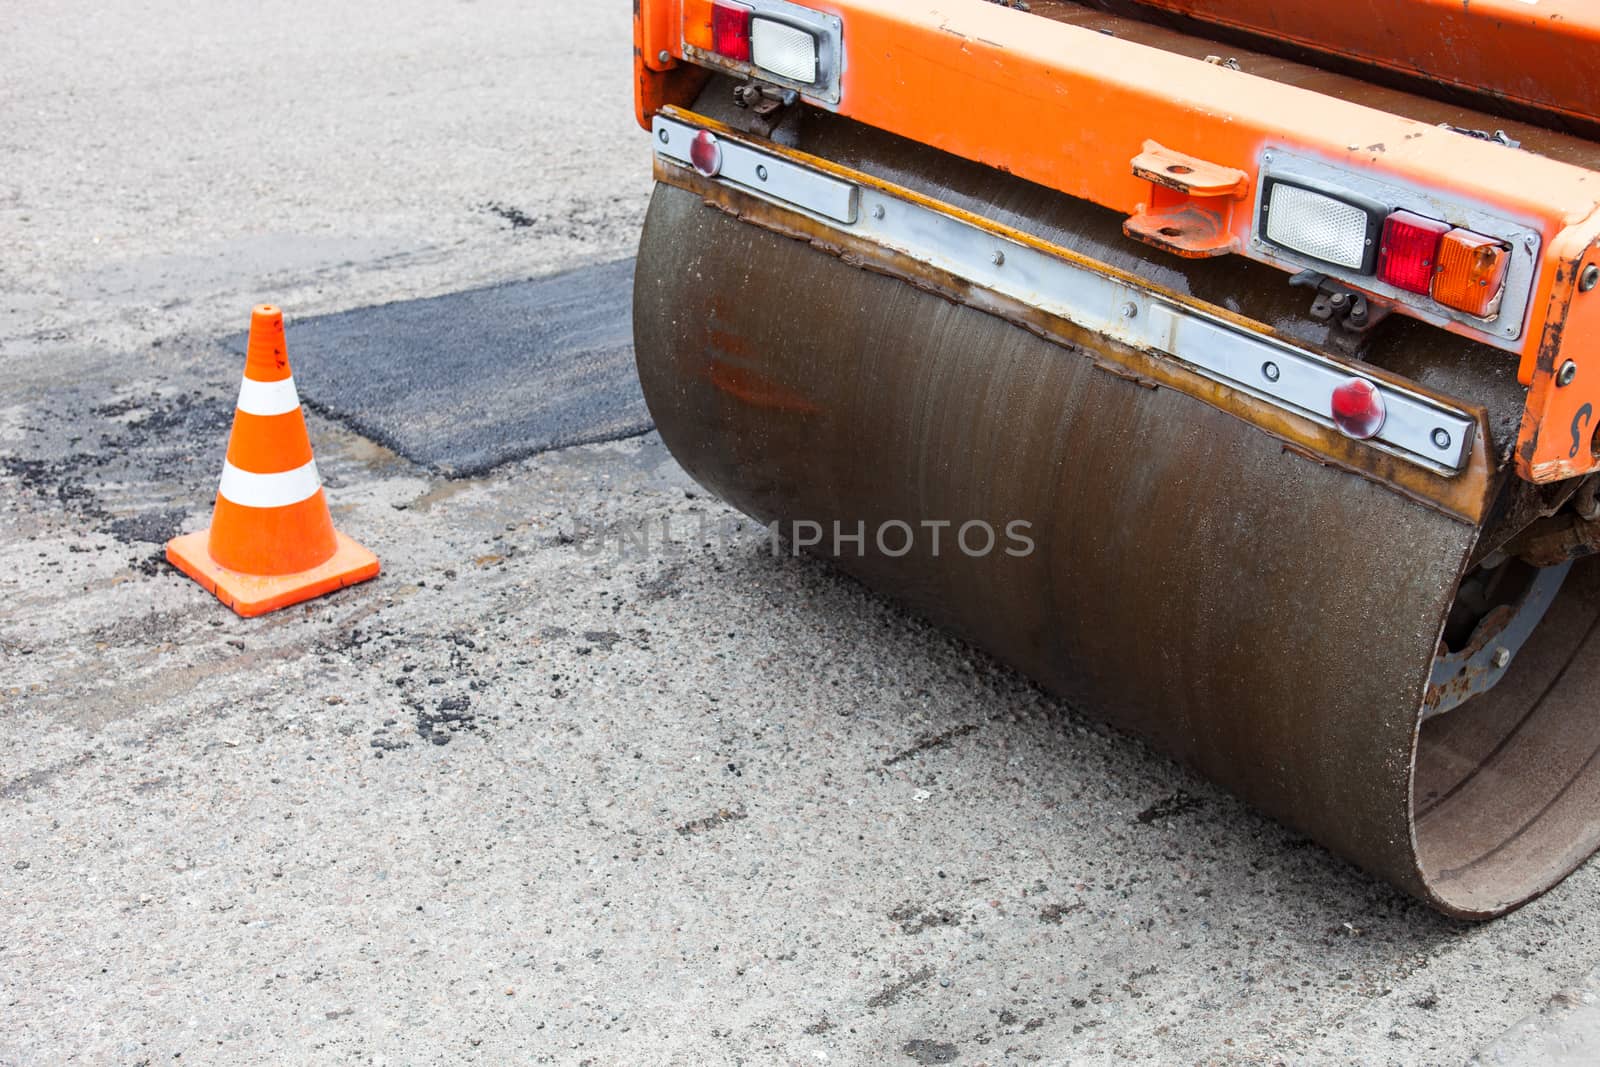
{"left": 1432, "top": 229, "right": 1511, "bottom": 318}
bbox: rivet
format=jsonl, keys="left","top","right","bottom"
{"left": 1261, "top": 361, "right": 1280, "bottom": 382}
{"left": 1581, "top": 265, "right": 1600, "bottom": 293}
{"left": 755, "top": 164, "right": 768, "bottom": 182}
{"left": 1431, "top": 427, "right": 1452, "bottom": 450}
{"left": 658, "top": 49, "right": 671, "bottom": 63}
{"left": 992, "top": 250, "right": 1005, "bottom": 267}
{"left": 1559, "top": 360, "right": 1578, "bottom": 387}
{"left": 1524, "top": 234, "right": 1538, "bottom": 252}
{"left": 871, "top": 204, "right": 885, "bottom": 220}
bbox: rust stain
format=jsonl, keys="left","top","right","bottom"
{"left": 706, "top": 359, "right": 821, "bottom": 413}
{"left": 707, "top": 326, "right": 759, "bottom": 361}
{"left": 1089, "top": 359, "right": 1159, "bottom": 389}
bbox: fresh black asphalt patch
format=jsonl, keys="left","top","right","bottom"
{"left": 224, "top": 257, "right": 649, "bottom": 476}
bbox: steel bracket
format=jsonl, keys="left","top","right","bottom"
{"left": 1124, "top": 141, "right": 1248, "bottom": 259}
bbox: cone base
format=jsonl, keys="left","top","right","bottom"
{"left": 166, "top": 528, "right": 380, "bottom": 618}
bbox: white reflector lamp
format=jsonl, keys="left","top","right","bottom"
{"left": 752, "top": 18, "right": 818, "bottom": 83}
{"left": 1260, "top": 178, "right": 1385, "bottom": 274}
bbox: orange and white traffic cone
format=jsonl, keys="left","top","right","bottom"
{"left": 166, "top": 304, "right": 380, "bottom": 617}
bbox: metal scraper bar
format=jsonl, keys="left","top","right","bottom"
{"left": 653, "top": 112, "right": 1477, "bottom": 475}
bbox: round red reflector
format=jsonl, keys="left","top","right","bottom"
{"left": 690, "top": 130, "right": 722, "bottom": 178}
{"left": 1330, "top": 377, "right": 1386, "bottom": 440}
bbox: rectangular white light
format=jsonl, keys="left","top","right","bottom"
{"left": 751, "top": 18, "right": 818, "bottom": 83}
{"left": 1263, "top": 182, "right": 1375, "bottom": 271}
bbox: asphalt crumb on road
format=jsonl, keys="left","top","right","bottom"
{"left": 101, "top": 508, "right": 188, "bottom": 545}
{"left": 416, "top": 694, "right": 476, "bottom": 746}
{"left": 2, "top": 386, "right": 229, "bottom": 543}
{"left": 867, "top": 966, "right": 936, "bottom": 1010}
{"left": 581, "top": 629, "right": 623, "bottom": 650}
{"left": 481, "top": 201, "right": 538, "bottom": 229}
{"left": 901, "top": 1037, "right": 959, "bottom": 1064}
{"left": 880, "top": 721, "right": 979, "bottom": 768}
{"left": 889, "top": 902, "right": 961, "bottom": 935}
{"left": 674, "top": 807, "right": 747, "bottom": 837}
{"left": 1038, "top": 900, "right": 1085, "bottom": 925}
{"left": 1135, "top": 790, "right": 1205, "bottom": 824}
{"left": 1, "top": 383, "right": 239, "bottom": 588}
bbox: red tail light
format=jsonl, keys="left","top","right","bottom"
{"left": 1330, "top": 377, "right": 1387, "bottom": 440}
{"left": 711, "top": 0, "right": 753, "bottom": 62}
{"left": 1377, "top": 211, "right": 1450, "bottom": 295}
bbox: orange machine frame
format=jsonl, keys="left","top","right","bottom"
{"left": 1106, "top": 0, "right": 1600, "bottom": 133}
{"left": 634, "top": 0, "right": 1600, "bottom": 482}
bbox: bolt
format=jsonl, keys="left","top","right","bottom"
{"left": 992, "top": 250, "right": 1005, "bottom": 267}
{"left": 755, "top": 164, "right": 768, "bottom": 182}
{"left": 1581, "top": 265, "right": 1600, "bottom": 293}
{"left": 1261, "top": 361, "right": 1280, "bottom": 383}
{"left": 1492, "top": 647, "right": 1511, "bottom": 670}
{"left": 1431, "top": 427, "right": 1452, "bottom": 451}
{"left": 657, "top": 128, "right": 669, "bottom": 144}
{"left": 1120, "top": 302, "right": 1138, "bottom": 320}
{"left": 1559, "top": 360, "right": 1578, "bottom": 387}
{"left": 658, "top": 49, "right": 671, "bottom": 64}
{"left": 871, "top": 204, "right": 885, "bottom": 220}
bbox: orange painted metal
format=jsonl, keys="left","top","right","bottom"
{"left": 634, "top": 0, "right": 1600, "bottom": 481}
{"left": 635, "top": 0, "right": 680, "bottom": 73}
{"left": 635, "top": 0, "right": 710, "bottom": 128}
{"left": 663, "top": 0, "right": 1600, "bottom": 223}
{"left": 1519, "top": 239, "right": 1600, "bottom": 482}
{"left": 1109, "top": 0, "right": 1600, "bottom": 131}
{"left": 1123, "top": 141, "right": 1248, "bottom": 257}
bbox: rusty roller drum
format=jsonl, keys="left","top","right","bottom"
{"left": 632, "top": 89, "right": 1600, "bottom": 918}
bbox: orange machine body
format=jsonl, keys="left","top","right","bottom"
{"left": 634, "top": 0, "right": 1600, "bottom": 482}
{"left": 1100, "top": 0, "right": 1600, "bottom": 133}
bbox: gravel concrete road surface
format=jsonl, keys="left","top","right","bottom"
{"left": 6, "top": 2, "right": 1600, "bottom": 1064}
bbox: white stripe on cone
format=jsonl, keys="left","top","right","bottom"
{"left": 218, "top": 459, "right": 321, "bottom": 509}
{"left": 236, "top": 375, "right": 302, "bottom": 417}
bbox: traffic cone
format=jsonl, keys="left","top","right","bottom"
{"left": 166, "top": 304, "right": 380, "bottom": 617}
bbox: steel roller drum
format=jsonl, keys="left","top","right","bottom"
{"left": 632, "top": 94, "right": 1600, "bottom": 918}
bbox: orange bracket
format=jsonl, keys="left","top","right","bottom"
{"left": 1517, "top": 237, "right": 1600, "bottom": 482}
{"left": 1123, "top": 142, "right": 1250, "bottom": 259}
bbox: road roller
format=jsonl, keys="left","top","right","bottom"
{"left": 630, "top": 0, "right": 1600, "bottom": 917}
